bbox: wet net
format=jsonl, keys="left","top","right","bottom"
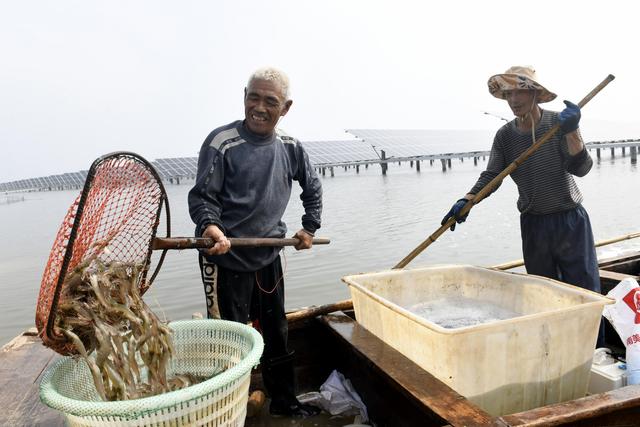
{"left": 35, "top": 152, "right": 170, "bottom": 355}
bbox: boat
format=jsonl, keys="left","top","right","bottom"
{"left": 2, "top": 251, "right": 640, "bottom": 426}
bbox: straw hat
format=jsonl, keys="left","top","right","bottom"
{"left": 487, "top": 66, "right": 557, "bottom": 103}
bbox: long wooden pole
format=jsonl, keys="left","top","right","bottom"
{"left": 286, "top": 299, "right": 354, "bottom": 323}
{"left": 287, "top": 231, "right": 638, "bottom": 322}
{"left": 394, "top": 74, "right": 616, "bottom": 269}
{"left": 492, "top": 231, "right": 640, "bottom": 271}
{"left": 152, "top": 236, "right": 330, "bottom": 250}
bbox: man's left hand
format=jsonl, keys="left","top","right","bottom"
{"left": 293, "top": 229, "right": 313, "bottom": 250}
{"left": 559, "top": 100, "right": 581, "bottom": 134}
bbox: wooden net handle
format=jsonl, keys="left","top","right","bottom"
{"left": 152, "top": 237, "right": 330, "bottom": 250}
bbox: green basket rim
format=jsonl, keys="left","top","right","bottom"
{"left": 40, "top": 319, "right": 264, "bottom": 418}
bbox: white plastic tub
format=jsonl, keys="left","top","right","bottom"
{"left": 342, "top": 265, "right": 613, "bottom": 416}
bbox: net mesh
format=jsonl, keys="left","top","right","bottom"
{"left": 35, "top": 152, "right": 167, "bottom": 355}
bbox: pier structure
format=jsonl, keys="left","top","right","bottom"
{"left": 311, "top": 140, "right": 640, "bottom": 176}
{"left": 313, "top": 150, "right": 489, "bottom": 176}
{"left": 586, "top": 140, "right": 639, "bottom": 162}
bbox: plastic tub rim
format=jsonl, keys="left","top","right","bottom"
{"left": 342, "top": 264, "right": 614, "bottom": 334}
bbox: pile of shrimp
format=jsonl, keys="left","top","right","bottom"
{"left": 54, "top": 259, "right": 199, "bottom": 401}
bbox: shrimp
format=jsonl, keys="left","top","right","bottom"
{"left": 61, "top": 329, "right": 107, "bottom": 400}
{"left": 55, "top": 260, "right": 185, "bottom": 401}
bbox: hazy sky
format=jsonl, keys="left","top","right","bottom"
{"left": 2, "top": 1, "right": 639, "bottom": 182}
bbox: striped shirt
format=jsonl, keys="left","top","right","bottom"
{"left": 469, "top": 109, "right": 592, "bottom": 215}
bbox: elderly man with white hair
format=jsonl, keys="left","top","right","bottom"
{"left": 441, "top": 65, "right": 604, "bottom": 347}
{"left": 188, "top": 67, "right": 322, "bottom": 417}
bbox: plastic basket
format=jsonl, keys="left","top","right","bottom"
{"left": 40, "top": 319, "right": 264, "bottom": 427}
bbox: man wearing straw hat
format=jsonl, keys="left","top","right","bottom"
{"left": 188, "top": 67, "right": 322, "bottom": 417}
{"left": 441, "top": 66, "right": 604, "bottom": 346}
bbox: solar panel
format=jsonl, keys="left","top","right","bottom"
{"left": 346, "top": 129, "right": 495, "bottom": 158}
{"left": 300, "top": 139, "right": 378, "bottom": 165}
{"left": 153, "top": 157, "right": 197, "bottom": 179}
{"left": 50, "top": 175, "right": 62, "bottom": 186}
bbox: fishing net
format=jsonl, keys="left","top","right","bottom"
{"left": 35, "top": 152, "right": 170, "bottom": 356}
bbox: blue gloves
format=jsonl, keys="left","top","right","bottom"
{"left": 558, "top": 100, "right": 581, "bottom": 134}
{"left": 441, "top": 198, "right": 469, "bottom": 231}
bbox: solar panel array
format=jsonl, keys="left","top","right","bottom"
{"left": 300, "top": 139, "right": 377, "bottom": 165}
{"left": 154, "top": 157, "right": 198, "bottom": 180}
{"left": 152, "top": 139, "right": 380, "bottom": 178}
{"left": 152, "top": 139, "right": 379, "bottom": 174}
{"left": 0, "top": 137, "right": 384, "bottom": 192}
{"left": 0, "top": 131, "right": 497, "bottom": 192}
{"left": 346, "top": 129, "right": 495, "bottom": 158}
{"left": 0, "top": 171, "right": 88, "bottom": 192}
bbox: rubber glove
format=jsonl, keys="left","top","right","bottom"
{"left": 558, "top": 100, "right": 581, "bottom": 134}
{"left": 441, "top": 198, "right": 469, "bottom": 231}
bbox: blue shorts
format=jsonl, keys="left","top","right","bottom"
{"left": 520, "top": 204, "right": 600, "bottom": 293}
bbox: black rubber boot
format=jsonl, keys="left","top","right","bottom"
{"left": 263, "top": 352, "right": 321, "bottom": 418}
{"left": 269, "top": 400, "right": 321, "bottom": 417}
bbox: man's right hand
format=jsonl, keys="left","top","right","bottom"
{"left": 441, "top": 198, "right": 470, "bottom": 231}
{"left": 202, "top": 224, "right": 231, "bottom": 256}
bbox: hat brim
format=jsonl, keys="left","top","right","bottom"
{"left": 487, "top": 73, "right": 557, "bottom": 103}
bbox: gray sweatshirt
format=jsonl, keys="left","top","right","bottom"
{"left": 469, "top": 109, "right": 592, "bottom": 215}
{"left": 188, "top": 120, "right": 322, "bottom": 272}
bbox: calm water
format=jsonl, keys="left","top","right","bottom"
{"left": 408, "top": 297, "right": 521, "bottom": 329}
{"left": 1, "top": 149, "right": 639, "bottom": 346}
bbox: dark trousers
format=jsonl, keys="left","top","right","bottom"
{"left": 520, "top": 205, "right": 605, "bottom": 347}
{"left": 199, "top": 255, "right": 298, "bottom": 405}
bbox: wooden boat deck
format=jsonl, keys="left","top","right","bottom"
{"left": 0, "top": 328, "right": 63, "bottom": 426}
{"left": 318, "top": 313, "right": 640, "bottom": 426}
{"left": 6, "top": 314, "right": 640, "bottom": 427}
{"left": 599, "top": 250, "right": 640, "bottom": 290}
{"left": 314, "top": 313, "right": 497, "bottom": 426}
{"left": 3, "top": 251, "right": 640, "bottom": 426}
